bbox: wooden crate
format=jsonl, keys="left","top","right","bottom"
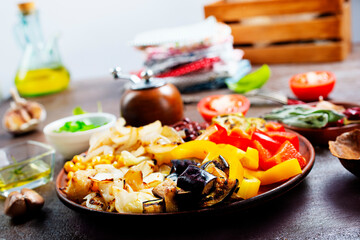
{"left": 204, "top": 0, "right": 352, "bottom": 63}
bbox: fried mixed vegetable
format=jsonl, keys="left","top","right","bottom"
{"left": 61, "top": 116, "right": 306, "bottom": 214}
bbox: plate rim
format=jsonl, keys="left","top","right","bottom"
{"left": 55, "top": 132, "right": 315, "bottom": 216}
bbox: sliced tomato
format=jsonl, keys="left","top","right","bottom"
{"left": 197, "top": 94, "right": 250, "bottom": 122}
{"left": 266, "top": 131, "right": 300, "bottom": 151}
{"left": 265, "top": 122, "right": 285, "bottom": 132}
{"left": 289, "top": 71, "right": 336, "bottom": 101}
{"left": 262, "top": 140, "right": 307, "bottom": 170}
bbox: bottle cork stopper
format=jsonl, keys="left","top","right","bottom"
{"left": 18, "top": 2, "right": 35, "bottom": 15}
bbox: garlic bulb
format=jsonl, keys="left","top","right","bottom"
{"left": 3, "top": 89, "right": 46, "bottom": 134}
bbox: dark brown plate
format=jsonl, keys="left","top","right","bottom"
{"left": 282, "top": 101, "right": 360, "bottom": 146}
{"left": 56, "top": 132, "right": 315, "bottom": 216}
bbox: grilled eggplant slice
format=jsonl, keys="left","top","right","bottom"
{"left": 199, "top": 178, "right": 238, "bottom": 208}
{"left": 202, "top": 155, "right": 229, "bottom": 176}
{"left": 175, "top": 188, "right": 194, "bottom": 210}
{"left": 165, "top": 172, "right": 179, "bottom": 183}
{"left": 143, "top": 199, "right": 165, "bottom": 213}
{"left": 201, "top": 162, "right": 227, "bottom": 179}
{"left": 170, "top": 159, "right": 199, "bottom": 175}
{"left": 177, "top": 165, "right": 217, "bottom": 196}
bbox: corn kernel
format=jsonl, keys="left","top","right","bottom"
{"left": 73, "top": 155, "right": 84, "bottom": 163}
{"left": 102, "top": 159, "right": 111, "bottom": 164}
{"left": 75, "top": 162, "right": 86, "bottom": 170}
{"left": 105, "top": 154, "right": 114, "bottom": 161}
{"left": 92, "top": 156, "right": 101, "bottom": 164}
{"left": 64, "top": 161, "right": 75, "bottom": 173}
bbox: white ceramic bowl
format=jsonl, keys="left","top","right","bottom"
{"left": 43, "top": 113, "right": 116, "bottom": 159}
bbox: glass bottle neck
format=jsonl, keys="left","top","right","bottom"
{"left": 17, "top": 10, "right": 44, "bottom": 48}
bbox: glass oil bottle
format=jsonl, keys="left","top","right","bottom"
{"left": 14, "top": 2, "right": 70, "bottom": 97}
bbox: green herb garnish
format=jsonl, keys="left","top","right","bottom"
{"left": 55, "top": 120, "right": 105, "bottom": 133}
{"left": 55, "top": 104, "right": 106, "bottom": 133}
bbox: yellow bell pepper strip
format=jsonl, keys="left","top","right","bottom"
{"left": 241, "top": 147, "right": 259, "bottom": 170}
{"left": 156, "top": 140, "right": 246, "bottom": 183}
{"left": 205, "top": 144, "right": 245, "bottom": 182}
{"left": 171, "top": 140, "right": 217, "bottom": 160}
{"left": 155, "top": 140, "right": 218, "bottom": 164}
{"left": 237, "top": 176, "right": 261, "bottom": 200}
{"left": 244, "top": 158, "right": 302, "bottom": 185}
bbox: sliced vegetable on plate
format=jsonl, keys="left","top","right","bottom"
{"left": 289, "top": 71, "right": 336, "bottom": 101}
{"left": 263, "top": 100, "right": 360, "bottom": 145}
{"left": 57, "top": 115, "right": 313, "bottom": 215}
{"left": 197, "top": 94, "right": 250, "bottom": 122}
{"left": 264, "top": 100, "right": 360, "bottom": 129}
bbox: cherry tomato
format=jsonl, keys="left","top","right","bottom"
{"left": 197, "top": 94, "right": 250, "bottom": 122}
{"left": 289, "top": 71, "right": 336, "bottom": 101}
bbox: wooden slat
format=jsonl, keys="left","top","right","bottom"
{"left": 341, "top": 1, "right": 352, "bottom": 52}
{"left": 239, "top": 41, "right": 350, "bottom": 63}
{"left": 231, "top": 15, "right": 342, "bottom": 44}
{"left": 204, "top": 0, "right": 343, "bottom": 21}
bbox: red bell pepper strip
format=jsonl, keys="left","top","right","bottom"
{"left": 229, "top": 127, "right": 254, "bottom": 139}
{"left": 262, "top": 140, "right": 306, "bottom": 170}
{"left": 265, "top": 121, "right": 285, "bottom": 132}
{"left": 251, "top": 129, "right": 281, "bottom": 154}
{"left": 252, "top": 140, "right": 272, "bottom": 171}
{"left": 208, "top": 124, "right": 251, "bottom": 151}
{"left": 266, "top": 131, "right": 300, "bottom": 151}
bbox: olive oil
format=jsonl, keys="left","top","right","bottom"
{"left": 15, "top": 66, "right": 70, "bottom": 97}
{"left": 14, "top": 2, "right": 70, "bottom": 97}
{"left": 0, "top": 159, "right": 52, "bottom": 197}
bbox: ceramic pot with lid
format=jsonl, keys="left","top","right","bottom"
{"left": 111, "top": 68, "right": 183, "bottom": 127}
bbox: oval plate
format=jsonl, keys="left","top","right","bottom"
{"left": 56, "top": 132, "right": 315, "bottom": 216}
{"left": 282, "top": 101, "right": 360, "bottom": 146}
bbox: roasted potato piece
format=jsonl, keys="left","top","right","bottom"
{"left": 152, "top": 178, "right": 179, "bottom": 212}
{"left": 124, "top": 169, "right": 146, "bottom": 191}
{"left": 83, "top": 192, "right": 107, "bottom": 211}
{"left": 64, "top": 169, "right": 97, "bottom": 202}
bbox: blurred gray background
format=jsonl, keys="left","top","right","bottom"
{"left": 0, "top": 0, "right": 359, "bottom": 99}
